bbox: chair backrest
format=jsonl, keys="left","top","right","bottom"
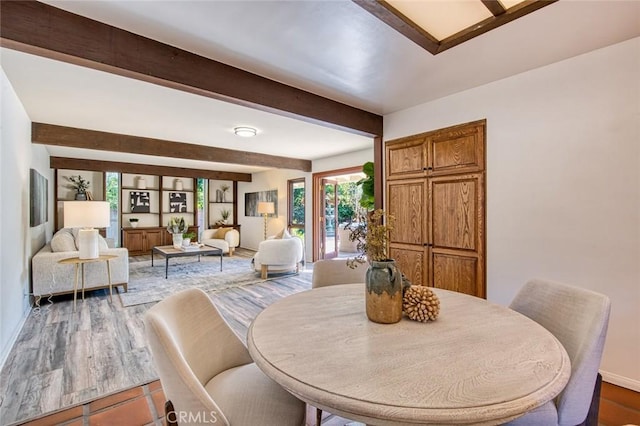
{"left": 144, "top": 288, "right": 253, "bottom": 424}
{"left": 510, "top": 279, "right": 611, "bottom": 426}
{"left": 312, "top": 259, "right": 367, "bottom": 288}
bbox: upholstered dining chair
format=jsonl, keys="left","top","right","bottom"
{"left": 310, "top": 259, "right": 367, "bottom": 425}
{"left": 144, "top": 288, "right": 305, "bottom": 426}
{"left": 311, "top": 258, "right": 368, "bottom": 289}
{"left": 505, "top": 279, "right": 611, "bottom": 426}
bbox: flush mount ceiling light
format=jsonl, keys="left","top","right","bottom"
{"left": 234, "top": 126, "right": 257, "bottom": 137}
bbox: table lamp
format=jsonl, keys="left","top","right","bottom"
{"left": 64, "top": 201, "right": 110, "bottom": 259}
{"left": 257, "top": 201, "right": 275, "bottom": 240}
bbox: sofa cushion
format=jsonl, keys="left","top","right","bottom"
{"left": 215, "top": 227, "right": 233, "bottom": 239}
{"left": 50, "top": 229, "right": 77, "bottom": 252}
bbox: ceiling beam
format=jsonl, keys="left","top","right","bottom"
{"left": 353, "top": 0, "right": 558, "bottom": 55}
{"left": 0, "top": 0, "right": 382, "bottom": 138}
{"left": 352, "top": 0, "right": 441, "bottom": 55}
{"left": 50, "top": 157, "right": 252, "bottom": 182}
{"left": 33, "top": 123, "right": 312, "bottom": 172}
{"left": 481, "top": 0, "right": 507, "bottom": 17}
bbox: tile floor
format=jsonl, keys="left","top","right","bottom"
{"left": 16, "top": 380, "right": 357, "bottom": 426}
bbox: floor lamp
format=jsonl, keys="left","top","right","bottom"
{"left": 257, "top": 201, "right": 275, "bottom": 240}
{"left": 64, "top": 201, "right": 111, "bottom": 259}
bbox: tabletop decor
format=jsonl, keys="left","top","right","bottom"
{"left": 66, "top": 175, "right": 90, "bottom": 200}
{"left": 348, "top": 209, "right": 403, "bottom": 324}
{"left": 403, "top": 285, "right": 440, "bottom": 322}
{"left": 167, "top": 216, "right": 188, "bottom": 248}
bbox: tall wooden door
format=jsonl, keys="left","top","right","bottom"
{"left": 429, "top": 173, "right": 485, "bottom": 297}
{"left": 388, "top": 178, "right": 428, "bottom": 286}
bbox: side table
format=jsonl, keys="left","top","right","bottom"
{"left": 58, "top": 254, "right": 118, "bottom": 311}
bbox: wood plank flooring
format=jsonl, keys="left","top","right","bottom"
{"left": 2, "top": 249, "right": 639, "bottom": 425}
{"left": 0, "top": 251, "right": 313, "bottom": 425}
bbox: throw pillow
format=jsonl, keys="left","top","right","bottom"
{"left": 215, "top": 227, "right": 233, "bottom": 239}
{"left": 50, "top": 230, "right": 77, "bottom": 252}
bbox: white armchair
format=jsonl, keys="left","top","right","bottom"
{"left": 253, "top": 235, "right": 304, "bottom": 279}
{"left": 201, "top": 227, "right": 239, "bottom": 256}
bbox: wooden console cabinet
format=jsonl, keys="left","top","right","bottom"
{"left": 122, "top": 226, "right": 198, "bottom": 256}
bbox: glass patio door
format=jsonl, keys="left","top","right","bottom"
{"left": 321, "top": 179, "right": 338, "bottom": 259}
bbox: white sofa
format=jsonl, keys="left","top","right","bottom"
{"left": 31, "top": 228, "right": 129, "bottom": 306}
{"left": 253, "top": 233, "right": 304, "bottom": 279}
{"left": 201, "top": 227, "right": 240, "bottom": 256}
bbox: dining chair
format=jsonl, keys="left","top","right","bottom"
{"left": 144, "top": 288, "right": 305, "bottom": 426}
{"left": 506, "top": 279, "right": 611, "bottom": 426}
{"left": 312, "top": 258, "right": 367, "bottom": 289}
{"left": 311, "top": 258, "right": 367, "bottom": 425}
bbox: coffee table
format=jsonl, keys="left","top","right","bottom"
{"left": 152, "top": 245, "right": 223, "bottom": 279}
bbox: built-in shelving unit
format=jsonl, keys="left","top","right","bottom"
{"left": 208, "top": 179, "right": 236, "bottom": 228}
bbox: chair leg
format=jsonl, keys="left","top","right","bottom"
{"left": 316, "top": 407, "right": 322, "bottom": 425}
{"left": 261, "top": 264, "right": 268, "bottom": 279}
{"left": 577, "top": 373, "right": 602, "bottom": 426}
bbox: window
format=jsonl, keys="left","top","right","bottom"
{"left": 105, "top": 172, "right": 120, "bottom": 246}
{"left": 288, "top": 178, "right": 305, "bottom": 240}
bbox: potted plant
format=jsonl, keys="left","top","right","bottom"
{"left": 220, "top": 208, "right": 231, "bottom": 224}
{"left": 167, "top": 217, "right": 189, "bottom": 248}
{"left": 129, "top": 217, "right": 139, "bottom": 228}
{"left": 182, "top": 231, "right": 196, "bottom": 246}
{"left": 349, "top": 161, "right": 404, "bottom": 324}
{"left": 66, "top": 175, "right": 90, "bottom": 200}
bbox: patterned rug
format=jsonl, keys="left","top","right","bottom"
{"left": 120, "top": 254, "right": 305, "bottom": 307}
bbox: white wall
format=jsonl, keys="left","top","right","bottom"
{"left": 0, "top": 69, "right": 53, "bottom": 367}
{"left": 385, "top": 38, "right": 640, "bottom": 390}
{"left": 313, "top": 147, "right": 374, "bottom": 173}
{"left": 239, "top": 169, "right": 310, "bottom": 252}
{"left": 238, "top": 148, "right": 374, "bottom": 258}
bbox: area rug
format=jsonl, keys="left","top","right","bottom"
{"left": 120, "top": 255, "right": 298, "bottom": 307}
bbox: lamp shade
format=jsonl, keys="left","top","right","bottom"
{"left": 64, "top": 201, "right": 111, "bottom": 228}
{"left": 257, "top": 202, "right": 275, "bottom": 215}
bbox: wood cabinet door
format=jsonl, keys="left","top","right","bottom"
{"left": 428, "top": 173, "right": 485, "bottom": 297}
{"left": 429, "top": 122, "right": 485, "bottom": 176}
{"left": 122, "top": 230, "right": 144, "bottom": 254}
{"left": 385, "top": 136, "right": 427, "bottom": 180}
{"left": 387, "top": 179, "right": 428, "bottom": 286}
{"left": 144, "top": 230, "right": 164, "bottom": 251}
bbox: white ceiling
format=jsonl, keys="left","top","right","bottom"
{"left": 2, "top": 0, "right": 639, "bottom": 174}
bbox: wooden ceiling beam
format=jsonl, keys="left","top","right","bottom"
{"left": 0, "top": 0, "right": 382, "bottom": 138}
{"left": 33, "top": 123, "right": 311, "bottom": 172}
{"left": 353, "top": 0, "right": 558, "bottom": 55}
{"left": 352, "top": 0, "right": 441, "bottom": 55}
{"left": 50, "top": 157, "right": 252, "bottom": 182}
{"left": 481, "top": 0, "right": 507, "bottom": 17}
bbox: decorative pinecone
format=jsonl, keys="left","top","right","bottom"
{"left": 403, "top": 285, "right": 440, "bottom": 322}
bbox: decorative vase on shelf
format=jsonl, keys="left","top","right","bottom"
{"left": 365, "top": 260, "right": 404, "bottom": 324}
{"left": 137, "top": 177, "right": 146, "bottom": 189}
{"left": 130, "top": 221, "right": 138, "bottom": 228}
{"left": 175, "top": 179, "right": 183, "bottom": 191}
{"left": 172, "top": 234, "right": 183, "bottom": 249}
{"left": 75, "top": 193, "right": 87, "bottom": 201}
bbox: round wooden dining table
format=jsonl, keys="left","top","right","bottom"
{"left": 247, "top": 284, "right": 571, "bottom": 426}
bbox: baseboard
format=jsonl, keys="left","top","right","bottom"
{"left": 601, "top": 370, "right": 640, "bottom": 392}
{"left": 0, "top": 304, "right": 31, "bottom": 372}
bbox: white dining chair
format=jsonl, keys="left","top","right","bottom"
{"left": 312, "top": 258, "right": 367, "bottom": 289}
{"left": 311, "top": 259, "right": 367, "bottom": 425}
{"left": 144, "top": 288, "right": 305, "bottom": 426}
{"left": 505, "top": 279, "right": 611, "bottom": 426}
